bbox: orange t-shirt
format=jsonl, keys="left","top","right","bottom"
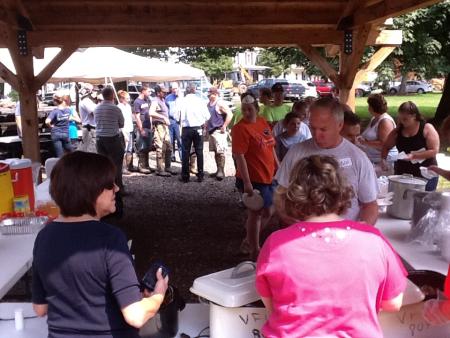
{"left": 445, "top": 265, "right": 450, "bottom": 298}
{"left": 231, "top": 116, "right": 276, "bottom": 184}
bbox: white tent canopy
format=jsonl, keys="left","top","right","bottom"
{"left": 0, "top": 47, "right": 205, "bottom": 84}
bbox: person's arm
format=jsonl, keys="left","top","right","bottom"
{"left": 234, "top": 153, "right": 253, "bottom": 195}
{"left": 408, "top": 123, "right": 439, "bottom": 161}
{"left": 118, "top": 108, "right": 124, "bottom": 129}
{"left": 429, "top": 166, "right": 450, "bottom": 180}
{"left": 121, "top": 268, "right": 168, "bottom": 328}
{"left": 218, "top": 102, "right": 233, "bottom": 132}
{"left": 70, "top": 109, "right": 81, "bottom": 123}
{"left": 380, "top": 292, "right": 404, "bottom": 312}
{"left": 381, "top": 128, "right": 398, "bottom": 160}
{"left": 423, "top": 298, "right": 450, "bottom": 325}
{"left": 362, "top": 119, "right": 395, "bottom": 150}
{"left": 273, "top": 147, "right": 280, "bottom": 169}
{"left": 261, "top": 297, "right": 273, "bottom": 316}
{"left": 359, "top": 200, "right": 379, "bottom": 225}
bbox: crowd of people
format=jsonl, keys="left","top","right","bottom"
{"left": 34, "top": 81, "right": 450, "bottom": 337}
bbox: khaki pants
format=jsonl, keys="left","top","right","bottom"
{"left": 209, "top": 129, "right": 229, "bottom": 154}
{"left": 153, "top": 124, "right": 172, "bottom": 156}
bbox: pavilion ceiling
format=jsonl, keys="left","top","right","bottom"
{"left": 0, "top": 0, "right": 442, "bottom": 48}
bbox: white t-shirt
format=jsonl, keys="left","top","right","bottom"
{"left": 275, "top": 138, "right": 378, "bottom": 221}
{"left": 117, "top": 102, "right": 134, "bottom": 133}
{"left": 272, "top": 119, "right": 312, "bottom": 139}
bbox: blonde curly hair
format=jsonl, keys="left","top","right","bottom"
{"left": 275, "top": 155, "right": 354, "bottom": 220}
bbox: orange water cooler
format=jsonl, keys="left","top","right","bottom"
{"left": 0, "top": 163, "right": 14, "bottom": 215}
{"left": 4, "top": 159, "right": 35, "bottom": 211}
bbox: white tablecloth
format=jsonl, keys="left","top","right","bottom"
{"left": 0, "top": 303, "right": 210, "bottom": 338}
{"left": 0, "top": 234, "right": 37, "bottom": 300}
{"left": 376, "top": 214, "right": 448, "bottom": 275}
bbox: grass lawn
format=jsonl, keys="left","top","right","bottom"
{"left": 231, "top": 92, "right": 443, "bottom": 127}
{"left": 355, "top": 92, "right": 442, "bottom": 122}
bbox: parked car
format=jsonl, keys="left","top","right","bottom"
{"left": 290, "top": 80, "right": 318, "bottom": 98}
{"left": 247, "top": 78, "right": 305, "bottom": 102}
{"left": 355, "top": 82, "right": 373, "bottom": 97}
{"left": 389, "top": 80, "right": 433, "bottom": 94}
{"left": 313, "top": 81, "right": 335, "bottom": 97}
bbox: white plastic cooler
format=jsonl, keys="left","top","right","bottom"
{"left": 190, "top": 261, "right": 267, "bottom": 338}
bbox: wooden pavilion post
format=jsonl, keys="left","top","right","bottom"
{"left": 0, "top": 27, "right": 77, "bottom": 161}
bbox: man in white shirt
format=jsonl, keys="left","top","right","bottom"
{"left": 179, "top": 84, "right": 210, "bottom": 183}
{"left": 275, "top": 97, "right": 379, "bottom": 225}
{"left": 78, "top": 84, "right": 98, "bottom": 153}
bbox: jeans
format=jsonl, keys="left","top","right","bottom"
{"left": 169, "top": 119, "right": 182, "bottom": 160}
{"left": 51, "top": 132, "right": 72, "bottom": 158}
{"left": 181, "top": 127, "right": 204, "bottom": 179}
{"left": 96, "top": 135, "right": 125, "bottom": 189}
{"left": 425, "top": 176, "right": 439, "bottom": 191}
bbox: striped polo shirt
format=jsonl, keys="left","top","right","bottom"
{"left": 94, "top": 101, "right": 124, "bottom": 137}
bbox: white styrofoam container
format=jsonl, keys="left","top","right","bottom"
{"left": 190, "top": 261, "right": 259, "bottom": 308}
{"left": 209, "top": 302, "right": 267, "bottom": 338}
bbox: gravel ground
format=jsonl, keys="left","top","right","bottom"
{"left": 4, "top": 143, "right": 248, "bottom": 303}
{"left": 110, "top": 144, "right": 248, "bottom": 302}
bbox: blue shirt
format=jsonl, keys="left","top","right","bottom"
{"left": 48, "top": 108, "right": 71, "bottom": 136}
{"left": 32, "top": 220, "right": 141, "bottom": 338}
{"left": 165, "top": 93, "right": 180, "bottom": 121}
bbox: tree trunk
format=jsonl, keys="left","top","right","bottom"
{"left": 432, "top": 72, "right": 450, "bottom": 126}
{"left": 398, "top": 74, "right": 407, "bottom": 95}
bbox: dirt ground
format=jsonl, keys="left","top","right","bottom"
{"left": 108, "top": 145, "right": 249, "bottom": 302}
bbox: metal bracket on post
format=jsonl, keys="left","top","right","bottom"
{"left": 17, "top": 30, "right": 28, "bottom": 56}
{"left": 344, "top": 30, "right": 353, "bottom": 55}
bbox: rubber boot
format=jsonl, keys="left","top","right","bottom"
{"left": 138, "top": 153, "right": 151, "bottom": 174}
{"left": 215, "top": 153, "right": 225, "bottom": 181}
{"left": 156, "top": 153, "right": 170, "bottom": 177}
{"left": 165, "top": 151, "right": 176, "bottom": 175}
{"left": 190, "top": 153, "right": 197, "bottom": 175}
{"left": 126, "top": 153, "right": 134, "bottom": 172}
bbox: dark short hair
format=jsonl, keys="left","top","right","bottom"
{"left": 271, "top": 83, "right": 284, "bottom": 93}
{"left": 367, "top": 94, "right": 387, "bottom": 114}
{"left": 102, "top": 86, "right": 114, "bottom": 101}
{"left": 274, "top": 155, "right": 353, "bottom": 220}
{"left": 343, "top": 110, "right": 360, "bottom": 126}
{"left": 259, "top": 88, "right": 272, "bottom": 98}
{"left": 50, "top": 151, "right": 116, "bottom": 217}
{"left": 284, "top": 111, "right": 303, "bottom": 124}
{"left": 140, "top": 85, "right": 149, "bottom": 93}
{"left": 186, "top": 84, "right": 197, "bottom": 94}
{"left": 398, "top": 101, "right": 424, "bottom": 121}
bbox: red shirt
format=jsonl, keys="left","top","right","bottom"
{"left": 231, "top": 117, "right": 276, "bottom": 184}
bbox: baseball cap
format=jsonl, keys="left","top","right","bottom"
{"left": 154, "top": 84, "right": 168, "bottom": 93}
{"left": 208, "top": 86, "right": 219, "bottom": 95}
{"left": 271, "top": 82, "right": 284, "bottom": 93}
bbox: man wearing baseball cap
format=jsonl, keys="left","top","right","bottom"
{"left": 149, "top": 84, "right": 173, "bottom": 176}
{"left": 206, "top": 86, "right": 233, "bottom": 181}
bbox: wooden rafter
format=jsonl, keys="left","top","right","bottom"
{"left": 340, "top": 0, "right": 442, "bottom": 29}
{"left": 33, "top": 45, "right": 78, "bottom": 91}
{"left": 298, "top": 45, "right": 340, "bottom": 85}
{"left": 0, "top": 61, "right": 18, "bottom": 89}
{"left": 354, "top": 46, "right": 396, "bottom": 85}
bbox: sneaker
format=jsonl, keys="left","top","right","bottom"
{"left": 179, "top": 176, "right": 189, "bottom": 183}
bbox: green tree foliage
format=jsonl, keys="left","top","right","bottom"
{"left": 256, "top": 49, "right": 285, "bottom": 77}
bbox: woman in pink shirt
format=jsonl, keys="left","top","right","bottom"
{"left": 256, "top": 155, "right": 407, "bottom": 338}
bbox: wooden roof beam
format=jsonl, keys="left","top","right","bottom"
{"left": 0, "top": 60, "right": 18, "bottom": 89}
{"left": 298, "top": 45, "right": 340, "bottom": 86}
{"left": 27, "top": 28, "right": 345, "bottom": 47}
{"left": 1, "top": 0, "right": 34, "bottom": 30}
{"left": 339, "top": 0, "right": 442, "bottom": 29}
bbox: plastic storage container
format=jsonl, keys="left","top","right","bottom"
{"left": 0, "top": 163, "right": 14, "bottom": 215}
{"left": 190, "top": 262, "right": 267, "bottom": 338}
{"left": 4, "top": 159, "right": 35, "bottom": 211}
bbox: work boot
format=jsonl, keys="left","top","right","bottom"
{"left": 215, "top": 153, "right": 226, "bottom": 181}
{"left": 138, "top": 153, "right": 151, "bottom": 174}
{"left": 122, "top": 157, "right": 130, "bottom": 175}
{"left": 126, "top": 153, "right": 135, "bottom": 172}
{"left": 156, "top": 154, "right": 170, "bottom": 177}
{"left": 164, "top": 151, "right": 177, "bottom": 175}
{"left": 190, "top": 153, "right": 197, "bottom": 175}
